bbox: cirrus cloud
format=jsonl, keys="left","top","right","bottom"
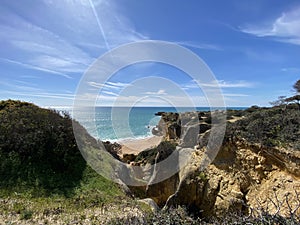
{"left": 240, "top": 6, "right": 300, "bottom": 45}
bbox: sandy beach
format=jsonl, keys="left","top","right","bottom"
{"left": 119, "top": 135, "right": 162, "bottom": 155}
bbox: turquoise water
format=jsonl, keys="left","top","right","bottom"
{"left": 77, "top": 106, "right": 246, "bottom": 141}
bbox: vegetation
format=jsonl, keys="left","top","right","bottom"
{"left": 98, "top": 205, "right": 300, "bottom": 224}
{"left": 226, "top": 80, "right": 300, "bottom": 149}
{"left": 293, "top": 79, "right": 300, "bottom": 93}
{"left": 0, "top": 164, "right": 146, "bottom": 224}
{"left": 0, "top": 100, "right": 139, "bottom": 223}
{"left": 270, "top": 79, "right": 300, "bottom": 106}
{"left": 0, "top": 100, "right": 87, "bottom": 194}
{"left": 226, "top": 104, "right": 300, "bottom": 149}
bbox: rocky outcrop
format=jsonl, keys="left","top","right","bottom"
{"left": 102, "top": 141, "right": 122, "bottom": 160}
{"left": 125, "top": 109, "right": 300, "bottom": 220}
{"left": 161, "top": 141, "right": 300, "bottom": 218}
{"left": 152, "top": 111, "right": 213, "bottom": 144}
{"left": 143, "top": 110, "right": 300, "bottom": 219}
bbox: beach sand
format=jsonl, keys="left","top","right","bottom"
{"left": 119, "top": 135, "right": 162, "bottom": 155}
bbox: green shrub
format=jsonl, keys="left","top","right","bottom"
{"left": 226, "top": 105, "right": 300, "bottom": 149}
{"left": 0, "top": 100, "right": 86, "bottom": 195}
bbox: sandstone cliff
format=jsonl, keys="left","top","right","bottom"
{"left": 126, "top": 106, "right": 300, "bottom": 220}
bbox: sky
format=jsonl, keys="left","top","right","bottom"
{"left": 0, "top": 0, "right": 300, "bottom": 107}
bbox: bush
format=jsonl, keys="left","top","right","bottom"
{"left": 226, "top": 105, "right": 300, "bottom": 149}
{"left": 0, "top": 100, "right": 87, "bottom": 194}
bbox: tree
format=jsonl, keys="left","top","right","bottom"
{"left": 293, "top": 79, "right": 300, "bottom": 93}
{"left": 269, "top": 96, "right": 286, "bottom": 106}
{"left": 285, "top": 95, "right": 300, "bottom": 104}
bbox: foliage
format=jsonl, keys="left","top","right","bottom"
{"left": 270, "top": 95, "right": 287, "bottom": 106}
{"left": 293, "top": 79, "right": 300, "bottom": 93}
{"left": 198, "top": 172, "right": 208, "bottom": 182}
{"left": 0, "top": 100, "right": 85, "bottom": 194}
{"left": 270, "top": 80, "right": 300, "bottom": 106}
{"left": 112, "top": 205, "right": 300, "bottom": 225}
{"left": 0, "top": 100, "right": 127, "bottom": 221}
{"left": 226, "top": 104, "right": 300, "bottom": 149}
{"left": 285, "top": 95, "right": 300, "bottom": 104}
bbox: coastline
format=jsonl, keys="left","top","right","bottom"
{"left": 119, "top": 135, "right": 162, "bottom": 155}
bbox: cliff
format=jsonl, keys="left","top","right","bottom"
{"left": 127, "top": 105, "right": 300, "bottom": 220}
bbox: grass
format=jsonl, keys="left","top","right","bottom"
{"left": 0, "top": 166, "right": 140, "bottom": 222}
{"left": 0, "top": 100, "right": 153, "bottom": 223}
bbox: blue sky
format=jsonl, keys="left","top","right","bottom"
{"left": 0, "top": 0, "right": 300, "bottom": 107}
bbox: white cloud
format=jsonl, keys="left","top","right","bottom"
{"left": 88, "top": 81, "right": 105, "bottom": 89}
{"left": 102, "top": 91, "right": 119, "bottom": 96}
{"left": 96, "top": 94, "right": 207, "bottom": 107}
{"left": 176, "top": 41, "right": 222, "bottom": 51}
{"left": 0, "top": 0, "right": 147, "bottom": 78}
{"left": 4, "top": 91, "right": 75, "bottom": 100}
{"left": 96, "top": 0, "right": 149, "bottom": 44}
{"left": 240, "top": 6, "right": 300, "bottom": 45}
{"left": 213, "top": 80, "right": 254, "bottom": 88}
{"left": 183, "top": 79, "right": 254, "bottom": 89}
{"left": 88, "top": 81, "right": 130, "bottom": 90}
{"left": 0, "top": 15, "right": 92, "bottom": 76}
{"left": 144, "top": 89, "right": 167, "bottom": 95}
{"left": 106, "top": 81, "right": 130, "bottom": 89}
{"left": 0, "top": 58, "right": 72, "bottom": 79}
{"left": 30, "top": 56, "right": 88, "bottom": 73}
{"left": 11, "top": 40, "right": 92, "bottom": 70}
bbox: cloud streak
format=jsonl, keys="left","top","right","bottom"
{"left": 86, "top": 0, "right": 148, "bottom": 48}
{"left": 0, "top": 0, "right": 147, "bottom": 79}
{"left": 144, "top": 89, "right": 167, "bottom": 95}
{"left": 87, "top": 81, "right": 131, "bottom": 96}
{"left": 183, "top": 79, "right": 255, "bottom": 89}
{"left": 3, "top": 91, "right": 75, "bottom": 100}
{"left": 176, "top": 41, "right": 223, "bottom": 51}
{"left": 0, "top": 58, "right": 72, "bottom": 79}
{"left": 96, "top": 94, "right": 208, "bottom": 107}
{"left": 0, "top": 16, "right": 92, "bottom": 76}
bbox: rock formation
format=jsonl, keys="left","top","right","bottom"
{"left": 125, "top": 107, "right": 300, "bottom": 219}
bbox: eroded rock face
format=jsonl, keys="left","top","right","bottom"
{"left": 128, "top": 110, "right": 300, "bottom": 219}
{"left": 163, "top": 141, "right": 300, "bottom": 218}
{"left": 129, "top": 141, "right": 300, "bottom": 218}
{"left": 146, "top": 173, "right": 179, "bottom": 207}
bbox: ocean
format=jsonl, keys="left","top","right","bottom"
{"left": 74, "top": 106, "right": 246, "bottom": 142}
